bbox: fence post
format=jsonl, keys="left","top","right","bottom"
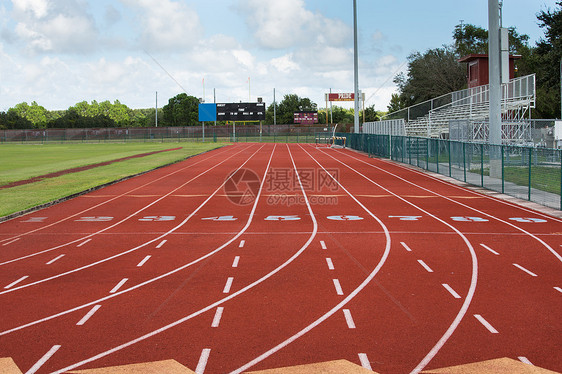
{"left": 463, "top": 142, "right": 467, "bottom": 182}
{"left": 436, "top": 139, "right": 440, "bottom": 174}
{"left": 480, "top": 143, "right": 484, "bottom": 187}
{"left": 502, "top": 145, "right": 505, "bottom": 194}
{"left": 560, "top": 149, "right": 562, "bottom": 210}
{"left": 448, "top": 140, "right": 452, "bottom": 177}
{"left": 528, "top": 147, "right": 532, "bottom": 201}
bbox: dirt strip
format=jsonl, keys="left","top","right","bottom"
{"left": 0, "top": 147, "right": 182, "bottom": 190}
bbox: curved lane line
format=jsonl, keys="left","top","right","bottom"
{"left": 0, "top": 145, "right": 259, "bottom": 295}
{"left": 314, "top": 146, "right": 478, "bottom": 374}
{"left": 49, "top": 143, "right": 320, "bottom": 374}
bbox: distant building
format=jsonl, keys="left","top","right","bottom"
{"left": 458, "top": 54, "right": 521, "bottom": 88}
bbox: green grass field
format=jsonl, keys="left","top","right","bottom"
{"left": 0, "top": 142, "right": 226, "bottom": 218}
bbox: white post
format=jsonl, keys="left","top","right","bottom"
{"left": 489, "top": 0, "right": 502, "bottom": 177}
{"left": 353, "top": 0, "right": 360, "bottom": 134}
{"left": 155, "top": 91, "right": 158, "bottom": 127}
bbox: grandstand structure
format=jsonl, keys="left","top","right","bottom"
{"left": 367, "top": 73, "right": 536, "bottom": 143}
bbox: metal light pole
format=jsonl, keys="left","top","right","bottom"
{"left": 353, "top": 0, "right": 360, "bottom": 133}
{"left": 155, "top": 91, "right": 158, "bottom": 127}
{"left": 489, "top": 0, "right": 502, "bottom": 177}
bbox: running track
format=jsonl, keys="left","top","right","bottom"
{"left": 0, "top": 143, "right": 560, "bottom": 373}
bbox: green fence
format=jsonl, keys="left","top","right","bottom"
{"left": 339, "top": 133, "right": 562, "bottom": 211}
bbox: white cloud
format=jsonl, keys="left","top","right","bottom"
{"left": 12, "top": 0, "right": 49, "bottom": 19}
{"left": 120, "top": 0, "right": 203, "bottom": 51}
{"left": 270, "top": 54, "right": 299, "bottom": 74}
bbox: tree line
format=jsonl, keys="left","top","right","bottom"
{"left": 0, "top": 93, "right": 382, "bottom": 130}
{"left": 389, "top": 2, "right": 562, "bottom": 119}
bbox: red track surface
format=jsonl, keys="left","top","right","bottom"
{"left": 0, "top": 143, "right": 560, "bottom": 374}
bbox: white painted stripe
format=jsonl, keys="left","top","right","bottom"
{"left": 156, "top": 239, "right": 167, "bottom": 249}
{"left": 480, "top": 243, "right": 500, "bottom": 255}
{"left": 518, "top": 356, "right": 533, "bottom": 365}
{"left": 195, "top": 348, "right": 211, "bottom": 374}
{"left": 4, "top": 276, "right": 29, "bottom": 289}
{"left": 26, "top": 345, "right": 61, "bottom": 374}
{"left": 400, "top": 241, "right": 412, "bottom": 252}
{"left": 232, "top": 256, "right": 240, "bottom": 268}
{"left": 137, "top": 255, "right": 151, "bottom": 267}
{"left": 325, "top": 258, "right": 335, "bottom": 270}
{"left": 2, "top": 238, "right": 20, "bottom": 246}
{"left": 320, "top": 240, "right": 327, "bottom": 249}
{"left": 555, "top": 286, "right": 562, "bottom": 293}
{"left": 211, "top": 307, "right": 224, "bottom": 328}
{"left": 417, "top": 259, "right": 434, "bottom": 273}
{"left": 474, "top": 314, "right": 498, "bottom": 333}
{"left": 343, "top": 309, "right": 356, "bottom": 329}
{"left": 110, "top": 278, "right": 128, "bottom": 294}
{"left": 333, "top": 279, "right": 344, "bottom": 295}
{"left": 46, "top": 254, "right": 65, "bottom": 265}
{"left": 76, "top": 239, "right": 91, "bottom": 248}
{"left": 513, "top": 263, "right": 538, "bottom": 277}
{"left": 223, "top": 277, "right": 234, "bottom": 293}
{"left": 358, "top": 353, "right": 372, "bottom": 370}
{"left": 442, "top": 284, "right": 461, "bottom": 299}
{"left": 239, "top": 240, "right": 245, "bottom": 248}
{"left": 76, "top": 305, "right": 101, "bottom": 326}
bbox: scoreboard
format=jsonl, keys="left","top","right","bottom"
{"left": 216, "top": 102, "right": 266, "bottom": 121}
{"left": 294, "top": 111, "right": 318, "bottom": 124}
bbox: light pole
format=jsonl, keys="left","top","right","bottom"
{"left": 353, "top": 0, "right": 360, "bottom": 134}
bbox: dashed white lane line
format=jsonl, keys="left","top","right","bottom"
{"left": 417, "top": 259, "right": 434, "bottom": 273}
{"left": 46, "top": 254, "right": 65, "bottom": 265}
{"left": 474, "top": 314, "right": 499, "bottom": 334}
{"left": 211, "top": 307, "right": 224, "bottom": 328}
{"left": 195, "top": 348, "right": 211, "bottom": 374}
{"left": 320, "top": 240, "right": 327, "bottom": 250}
{"left": 325, "top": 258, "right": 335, "bottom": 270}
{"left": 239, "top": 240, "right": 245, "bottom": 248}
{"left": 442, "top": 283, "right": 461, "bottom": 299}
{"left": 332, "top": 279, "right": 344, "bottom": 295}
{"left": 76, "top": 239, "right": 91, "bottom": 248}
{"left": 513, "top": 263, "right": 538, "bottom": 277}
{"left": 26, "top": 345, "right": 61, "bottom": 374}
{"left": 110, "top": 278, "right": 128, "bottom": 294}
{"left": 156, "top": 239, "right": 167, "bottom": 249}
{"left": 76, "top": 305, "right": 102, "bottom": 326}
{"left": 518, "top": 356, "right": 533, "bottom": 365}
{"left": 2, "top": 238, "right": 20, "bottom": 246}
{"left": 555, "top": 286, "right": 562, "bottom": 293}
{"left": 358, "top": 353, "right": 372, "bottom": 370}
{"left": 232, "top": 256, "right": 240, "bottom": 268}
{"left": 136, "top": 255, "right": 151, "bottom": 267}
{"left": 4, "top": 276, "right": 29, "bottom": 289}
{"left": 400, "top": 242, "right": 412, "bottom": 252}
{"left": 223, "top": 277, "right": 234, "bottom": 293}
{"left": 343, "top": 309, "right": 356, "bottom": 329}
{"left": 480, "top": 243, "right": 500, "bottom": 255}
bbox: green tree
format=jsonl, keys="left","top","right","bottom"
{"left": 453, "top": 23, "right": 531, "bottom": 57}
{"left": 265, "top": 94, "right": 317, "bottom": 124}
{"left": 10, "top": 101, "right": 48, "bottom": 128}
{"left": 162, "top": 93, "right": 200, "bottom": 126}
{"left": 362, "top": 105, "right": 381, "bottom": 122}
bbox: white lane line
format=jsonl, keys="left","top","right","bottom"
{"left": 232, "top": 256, "right": 240, "bottom": 268}
{"left": 555, "top": 286, "right": 562, "bottom": 293}
{"left": 4, "top": 276, "right": 29, "bottom": 289}
{"left": 343, "top": 309, "right": 356, "bottom": 329}
{"left": 211, "top": 307, "right": 224, "bottom": 328}
{"left": 76, "top": 239, "right": 91, "bottom": 248}
{"left": 110, "top": 278, "right": 128, "bottom": 294}
{"left": 417, "top": 259, "right": 434, "bottom": 273}
{"left": 136, "top": 255, "right": 151, "bottom": 267}
{"left": 2, "top": 238, "right": 20, "bottom": 246}
{"left": 513, "top": 263, "right": 538, "bottom": 277}
{"left": 442, "top": 284, "right": 461, "bottom": 299}
{"left": 223, "top": 277, "right": 234, "bottom": 293}
{"left": 518, "top": 356, "right": 533, "bottom": 365}
{"left": 195, "top": 348, "right": 211, "bottom": 374}
{"left": 46, "top": 254, "right": 65, "bottom": 265}
{"left": 76, "top": 305, "right": 102, "bottom": 326}
{"left": 333, "top": 279, "right": 344, "bottom": 295}
{"left": 400, "top": 242, "right": 412, "bottom": 252}
{"left": 26, "top": 345, "right": 61, "bottom": 374}
{"left": 474, "top": 314, "right": 499, "bottom": 334}
{"left": 480, "top": 243, "right": 500, "bottom": 255}
{"left": 239, "top": 240, "right": 245, "bottom": 248}
{"left": 156, "top": 239, "right": 167, "bottom": 249}
{"left": 358, "top": 353, "right": 372, "bottom": 370}
{"left": 320, "top": 240, "right": 327, "bottom": 250}
{"left": 325, "top": 258, "right": 335, "bottom": 270}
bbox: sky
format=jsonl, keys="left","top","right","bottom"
{"left": 0, "top": 0, "right": 558, "bottom": 112}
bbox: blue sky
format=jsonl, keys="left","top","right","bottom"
{"left": 0, "top": 0, "right": 558, "bottom": 112}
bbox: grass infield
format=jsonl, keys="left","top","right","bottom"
{"left": 0, "top": 142, "right": 226, "bottom": 218}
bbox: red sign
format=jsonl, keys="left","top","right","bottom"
{"left": 327, "top": 93, "right": 354, "bottom": 102}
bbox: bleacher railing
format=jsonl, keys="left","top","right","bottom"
{"left": 339, "top": 132, "right": 562, "bottom": 211}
